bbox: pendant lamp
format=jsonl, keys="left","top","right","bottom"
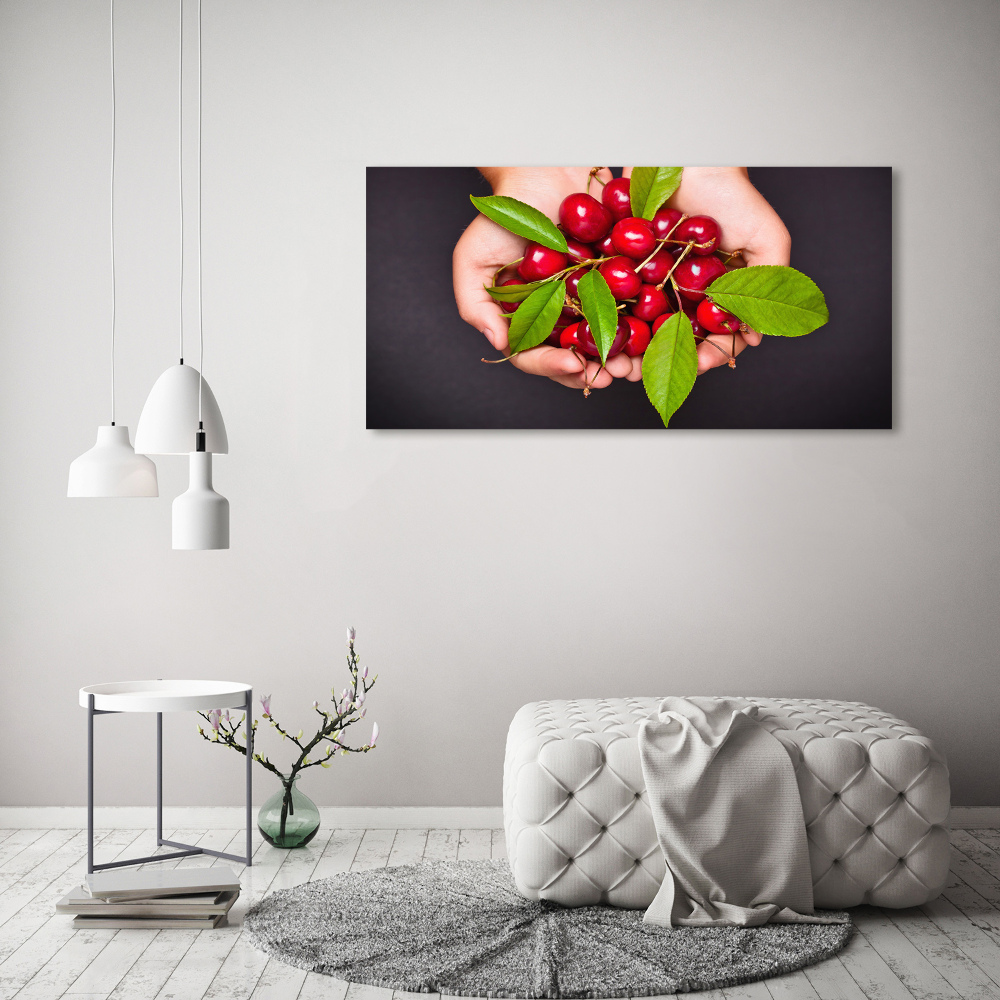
{"left": 68, "top": 0, "right": 158, "bottom": 499}
{"left": 135, "top": 0, "right": 229, "bottom": 548}
{"left": 134, "top": 363, "right": 227, "bottom": 454}
{"left": 172, "top": 435, "right": 229, "bottom": 549}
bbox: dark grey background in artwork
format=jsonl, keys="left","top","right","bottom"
{"left": 366, "top": 167, "right": 891, "bottom": 430}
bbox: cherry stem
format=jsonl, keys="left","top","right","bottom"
{"left": 492, "top": 258, "right": 525, "bottom": 286}
{"left": 491, "top": 258, "right": 603, "bottom": 295}
{"left": 566, "top": 346, "right": 594, "bottom": 396}
{"left": 657, "top": 241, "right": 695, "bottom": 293}
{"left": 633, "top": 214, "right": 689, "bottom": 274}
{"left": 587, "top": 167, "right": 608, "bottom": 197}
{"left": 665, "top": 276, "right": 733, "bottom": 366}
{"left": 583, "top": 360, "right": 605, "bottom": 394}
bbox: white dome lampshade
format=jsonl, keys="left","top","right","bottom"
{"left": 134, "top": 363, "right": 228, "bottom": 455}
{"left": 172, "top": 450, "right": 229, "bottom": 549}
{"left": 68, "top": 425, "right": 158, "bottom": 498}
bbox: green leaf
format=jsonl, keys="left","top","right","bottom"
{"left": 576, "top": 270, "right": 618, "bottom": 364}
{"left": 705, "top": 265, "right": 829, "bottom": 337}
{"left": 485, "top": 280, "right": 543, "bottom": 303}
{"left": 629, "top": 167, "right": 683, "bottom": 220}
{"left": 642, "top": 311, "right": 698, "bottom": 428}
{"left": 469, "top": 195, "right": 568, "bottom": 253}
{"left": 507, "top": 279, "right": 565, "bottom": 355}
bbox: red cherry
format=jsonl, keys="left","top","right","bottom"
{"left": 632, "top": 284, "right": 669, "bottom": 322}
{"left": 558, "top": 193, "right": 613, "bottom": 243}
{"left": 559, "top": 322, "right": 582, "bottom": 351}
{"left": 565, "top": 238, "right": 596, "bottom": 265}
{"left": 623, "top": 316, "right": 651, "bottom": 357}
{"left": 566, "top": 267, "right": 588, "bottom": 299}
{"left": 673, "top": 255, "right": 727, "bottom": 301}
{"left": 651, "top": 207, "right": 683, "bottom": 240}
{"left": 578, "top": 318, "right": 629, "bottom": 360}
{"left": 592, "top": 233, "right": 615, "bottom": 257}
{"left": 598, "top": 256, "right": 641, "bottom": 300}
{"left": 653, "top": 310, "right": 703, "bottom": 340}
{"left": 611, "top": 217, "right": 656, "bottom": 260}
{"left": 497, "top": 279, "right": 522, "bottom": 314}
{"left": 674, "top": 215, "right": 719, "bottom": 255}
{"left": 637, "top": 247, "right": 674, "bottom": 285}
{"left": 601, "top": 177, "right": 632, "bottom": 222}
{"left": 518, "top": 243, "right": 568, "bottom": 282}
{"left": 696, "top": 299, "right": 741, "bottom": 335}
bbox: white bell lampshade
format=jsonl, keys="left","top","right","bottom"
{"left": 134, "top": 364, "right": 228, "bottom": 455}
{"left": 68, "top": 425, "right": 158, "bottom": 498}
{"left": 172, "top": 450, "right": 229, "bottom": 549}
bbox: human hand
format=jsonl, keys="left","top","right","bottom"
{"left": 642, "top": 166, "right": 791, "bottom": 375}
{"left": 453, "top": 168, "right": 639, "bottom": 391}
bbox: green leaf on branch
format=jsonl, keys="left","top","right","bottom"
{"left": 629, "top": 167, "right": 683, "bottom": 220}
{"left": 485, "top": 280, "right": 543, "bottom": 303}
{"left": 469, "top": 195, "right": 568, "bottom": 253}
{"left": 577, "top": 269, "right": 618, "bottom": 364}
{"left": 705, "top": 265, "right": 829, "bottom": 337}
{"left": 642, "top": 311, "right": 698, "bottom": 428}
{"left": 507, "top": 279, "right": 565, "bottom": 355}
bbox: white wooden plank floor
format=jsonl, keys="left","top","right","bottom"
{"left": 0, "top": 828, "right": 998, "bottom": 1000}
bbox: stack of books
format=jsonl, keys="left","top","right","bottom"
{"left": 57, "top": 866, "right": 241, "bottom": 928}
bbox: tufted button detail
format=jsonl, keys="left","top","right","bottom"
{"left": 506, "top": 695, "right": 950, "bottom": 911}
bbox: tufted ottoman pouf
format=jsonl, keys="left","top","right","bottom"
{"left": 504, "top": 697, "right": 950, "bottom": 910}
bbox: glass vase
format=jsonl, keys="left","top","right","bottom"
{"left": 257, "top": 776, "right": 320, "bottom": 848}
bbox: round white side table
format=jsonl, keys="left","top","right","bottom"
{"left": 80, "top": 680, "right": 253, "bottom": 873}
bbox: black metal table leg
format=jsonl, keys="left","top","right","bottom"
{"left": 245, "top": 688, "right": 253, "bottom": 866}
{"left": 156, "top": 711, "right": 163, "bottom": 846}
{"left": 87, "top": 694, "right": 95, "bottom": 874}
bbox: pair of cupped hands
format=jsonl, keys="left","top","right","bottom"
{"left": 453, "top": 167, "right": 791, "bottom": 391}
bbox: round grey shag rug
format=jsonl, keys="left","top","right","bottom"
{"left": 244, "top": 860, "right": 852, "bottom": 997}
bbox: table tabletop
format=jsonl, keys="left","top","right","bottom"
{"left": 79, "top": 679, "right": 252, "bottom": 713}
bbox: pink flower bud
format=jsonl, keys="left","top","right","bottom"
{"left": 370, "top": 722, "right": 379, "bottom": 746}
{"left": 260, "top": 694, "right": 272, "bottom": 717}
{"left": 347, "top": 626, "right": 356, "bottom": 643}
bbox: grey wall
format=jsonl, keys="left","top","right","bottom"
{"left": 1, "top": 0, "right": 997, "bottom": 808}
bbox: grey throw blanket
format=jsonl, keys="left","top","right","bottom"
{"left": 638, "top": 696, "right": 849, "bottom": 928}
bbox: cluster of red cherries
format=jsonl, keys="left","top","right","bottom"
{"left": 498, "top": 176, "right": 743, "bottom": 361}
